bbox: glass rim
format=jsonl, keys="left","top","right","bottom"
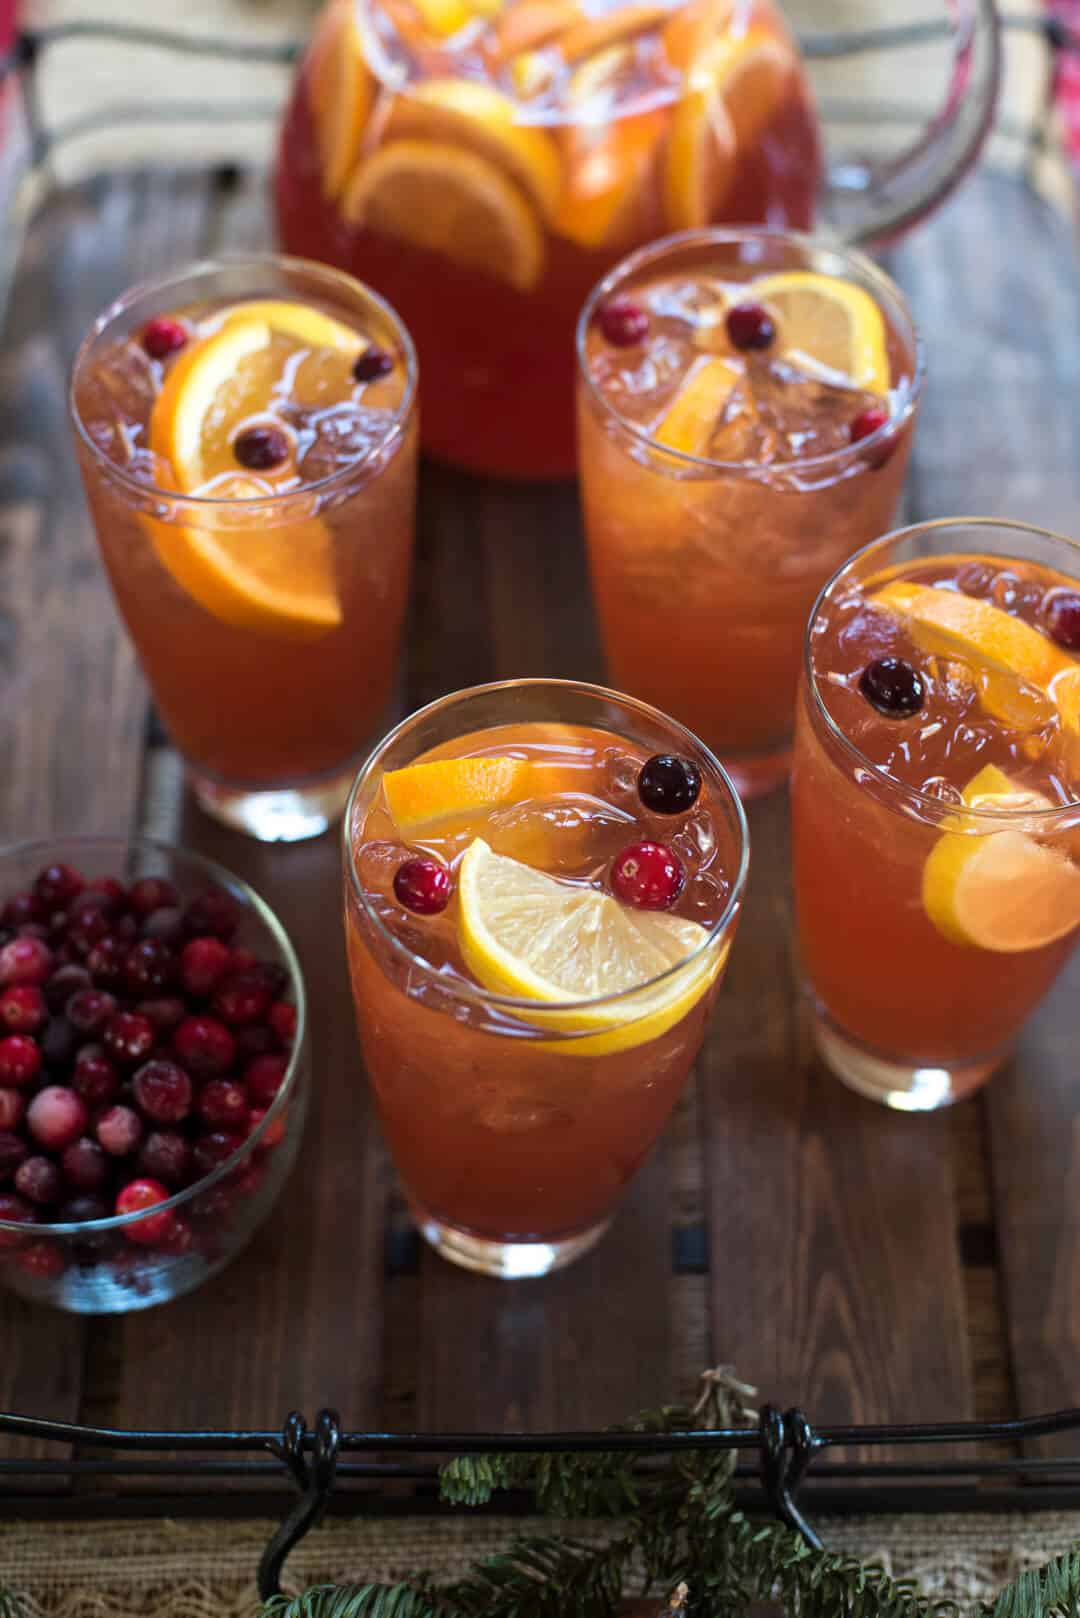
{"left": 0, "top": 834, "right": 307, "bottom": 1236}
{"left": 342, "top": 677, "right": 751, "bottom": 1016}
{"left": 575, "top": 227, "right": 925, "bottom": 477}
{"left": 803, "top": 515, "right": 1080, "bottom": 822}
{"left": 68, "top": 251, "right": 419, "bottom": 512}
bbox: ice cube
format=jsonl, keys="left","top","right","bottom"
{"left": 283, "top": 402, "right": 393, "bottom": 481}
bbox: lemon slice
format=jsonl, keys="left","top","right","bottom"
{"left": 458, "top": 838, "right": 728, "bottom": 1055}
{"left": 922, "top": 765, "right": 1080, "bottom": 951}
{"left": 343, "top": 141, "right": 545, "bottom": 293}
{"left": 653, "top": 354, "right": 745, "bottom": 456}
{"left": 751, "top": 271, "right": 889, "bottom": 394}
{"left": 308, "top": 0, "right": 375, "bottom": 200}
{"left": 147, "top": 317, "right": 342, "bottom": 640}
{"left": 383, "top": 757, "right": 531, "bottom": 832}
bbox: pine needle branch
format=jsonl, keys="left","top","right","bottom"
{"left": 983, "top": 1549, "right": 1080, "bottom": 1618}
{"left": 261, "top": 1582, "right": 438, "bottom": 1618}
{"left": 0, "top": 1595, "right": 25, "bottom": 1618}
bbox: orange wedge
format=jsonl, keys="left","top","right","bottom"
{"left": 383, "top": 757, "right": 531, "bottom": 831}
{"left": 663, "top": 79, "right": 736, "bottom": 228}
{"left": 689, "top": 26, "right": 792, "bottom": 152}
{"left": 559, "top": 3, "right": 669, "bottom": 64}
{"left": 751, "top": 271, "right": 890, "bottom": 393}
{"left": 556, "top": 107, "right": 666, "bottom": 249}
{"left": 383, "top": 78, "right": 562, "bottom": 221}
{"left": 492, "top": 0, "right": 581, "bottom": 62}
{"left": 147, "top": 317, "right": 342, "bottom": 640}
{"left": 661, "top": 0, "right": 735, "bottom": 71}
{"left": 308, "top": 0, "right": 375, "bottom": 201}
{"left": 653, "top": 354, "right": 745, "bottom": 456}
{"left": 343, "top": 141, "right": 545, "bottom": 291}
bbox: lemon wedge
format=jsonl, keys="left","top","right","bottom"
{"left": 753, "top": 270, "right": 890, "bottom": 394}
{"left": 458, "top": 838, "right": 728, "bottom": 1055}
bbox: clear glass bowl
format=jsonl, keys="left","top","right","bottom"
{"left": 0, "top": 838, "right": 309, "bottom": 1313}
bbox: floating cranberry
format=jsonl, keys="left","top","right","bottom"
{"left": 103, "top": 1010, "right": 156, "bottom": 1067}
{"left": 173, "top": 1014, "right": 235, "bottom": 1079}
{"left": 0, "top": 1092, "right": 25, "bottom": 1132}
{"left": 138, "top": 1129, "right": 192, "bottom": 1188}
{"left": 66, "top": 987, "right": 117, "bottom": 1035}
{"left": 15, "top": 1155, "right": 61, "bottom": 1206}
{"left": 611, "top": 840, "right": 685, "bottom": 911}
{"left": 197, "top": 1079, "right": 248, "bottom": 1130}
{"left": 1045, "top": 590, "right": 1080, "bottom": 652}
{"left": 136, "top": 996, "right": 187, "bottom": 1033}
{"left": 859, "top": 656, "right": 926, "bottom": 718}
{"left": 123, "top": 938, "right": 177, "bottom": 997}
{"left": 268, "top": 1001, "right": 297, "bottom": 1045}
{"left": 0, "top": 985, "right": 46, "bottom": 1034}
{"left": 86, "top": 935, "right": 128, "bottom": 990}
{"left": 185, "top": 889, "right": 239, "bottom": 941}
{"left": 128, "top": 876, "right": 178, "bottom": 918}
{"left": 115, "top": 1178, "right": 174, "bottom": 1245}
{"left": 141, "top": 317, "right": 188, "bottom": 360}
{"left": 61, "top": 1137, "right": 109, "bottom": 1193}
{"left": 353, "top": 346, "right": 394, "bottom": 382}
{"left": 233, "top": 423, "right": 291, "bottom": 471}
{"left": 596, "top": 295, "right": 649, "bottom": 347}
{"left": 0, "top": 1130, "right": 28, "bottom": 1182}
{"left": 34, "top": 862, "right": 84, "bottom": 912}
{"left": 0, "top": 1035, "right": 42, "bottom": 1088}
{"left": 180, "top": 935, "right": 232, "bottom": 997}
{"left": 849, "top": 404, "right": 890, "bottom": 445}
{"left": 26, "top": 1086, "right": 87, "bottom": 1151}
{"left": 133, "top": 1059, "right": 192, "bottom": 1124}
{"left": 0, "top": 1192, "right": 37, "bottom": 1248}
{"left": 192, "top": 1130, "right": 243, "bottom": 1179}
{"left": 0, "top": 934, "right": 52, "bottom": 986}
{"left": 393, "top": 858, "right": 451, "bottom": 916}
{"left": 15, "top": 1240, "right": 65, "bottom": 1279}
{"left": 245, "top": 1053, "right": 287, "bottom": 1107}
{"left": 212, "top": 971, "right": 273, "bottom": 1027}
{"left": 96, "top": 1104, "right": 143, "bottom": 1158}
{"left": 638, "top": 754, "right": 702, "bottom": 815}
{"left": 1, "top": 893, "right": 44, "bottom": 929}
{"left": 726, "top": 302, "right": 775, "bottom": 352}
{"left": 71, "top": 1047, "right": 119, "bottom": 1106}
{"left": 44, "top": 962, "right": 92, "bottom": 1010}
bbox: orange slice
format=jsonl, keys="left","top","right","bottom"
{"left": 383, "top": 757, "right": 531, "bottom": 831}
{"left": 308, "top": 0, "right": 375, "bottom": 201}
{"left": 147, "top": 317, "right": 342, "bottom": 640}
{"left": 222, "top": 300, "right": 362, "bottom": 354}
{"left": 492, "top": 0, "right": 581, "bottom": 62}
{"left": 653, "top": 354, "right": 745, "bottom": 456}
{"left": 383, "top": 78, "right": 562, "bottom": 221}
{"left": 342, "top": 141, "right": 545, "bottom": 291}
{"left": 751, "top": 270, "right": 889, "bottom": 393}
{"left": 556, "top": 107, "right": 666, "bottom": 249}
{"left": 661, "top": 0, "right": 735, "bottom": 71}
{"left": 559, "top": 3, "right": 670, "bottom": 64}
{"left": 663, "top": 79, "right": 736, "bottom": 228}
{"left": 689, "top": 26, "right": 792, "bottom": 152}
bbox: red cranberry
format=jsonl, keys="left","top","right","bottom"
{"left": 245, "top": 1053, "right": 288, "bottom": 1106}
{"left": 234, "top": 1023, "right": 277, "bottom": 1062}
{"left": 180, "top": 935, "right": 232, "bottom": 997}
{"left": 142, "top": 317, "right": 188, "bottom": 359}
{"left": 86, "top": 935, "right": 128, "bottom": 989}
{"left": 128, "top": 876, "right": 178, "bottom": 918}
{"left": 212, "top": 971, "right": 273, "bottom": 1027}
{"left": 859, "top": 656, "right": 926, "bottom": 717}
{"left": 59, "top": 1193, "right": 109, "bottom": 1224}
{"left": 268, "top": 1001, "right": 297, "bottom": 1045}
{"left": 0, "top": 935, "right": 52, "bottom": 985}
{"left": 0, "top": 1035, "right": 42, "bottom": 1087}
{"left": 0, "top": 1130, "right": 28, "bottom": 1181}
{"left": 133, "top": 1058, "right": 192, "bottom": 1124}
{"left": 1, "top": 892, "right": 44, "bottom": 928}
{"left": 233, "top": 423, "right": 291, "bottom": 471}
{"left": 15, "top": 1155, "right": 61, "bottom": 1206}
{"left": 352, "top": 345, "right": 394, "bottom": 382}
{"left": 0, "top": 1091, "right": 25, "bottom": 1131}
{"left": 185, "top": 889, "right": 239, "bottom": 941}
{"left": 247, "top": 1105, "right": 286, "bottom": 1150}
{"left": 0, "top": 1192, "right": 37, "bottom": 1247}
{"left": 197, "top": 1079, "right": 248, "bottom": 1129}
{"left": 1045, "top": 590, "right": 1080, "bottom": 651}
{"left": 638, "top": 754, "right": 702, "bottom": 815}
{"left": 103, "top": 1011, "right": 156, "bottom": 1066}
{"left": 96, "top": 1104, "right": 143, "bottom": 1158}
{"left": 850, "top": 404, "right": 890, "bottom": 445}
{"left": 44, "top": 962, "right": 92, "bottom": 1010}
{"left": 173, "top": 1015, "right": 235, "bottom": 1078}
{"left": 115, "top": 1178, "right": 174, "bottom": 1245}
{"left": 72, "top": 1047, "right": 119, "bottom": 1106}
{"left": 726, "top": 301, "right": 775, "bottom": 351}
{"left": 597, "top": 296, "right": 649, "bottom": 347}
{"left": 136, "top": 996, "right": 187, "bottom": 1032}
{"left": 138, "top": 1129, "right": 192, "bottom": 1188}
{"left": 159, "top": 1215, "right": 193, "bottom": 1255}
{"left": 33, "top": 862, "right": 84, "bottom": 912}
{"left": 41, "top": 1015, "right": 79, "bottom": 1070}
{"left": 611, "top": 841, "right": 685, "bottom": 910}
{"left": 15, "top": 1240, "right": 65, "bottom": 1278}
{"left": 26, "top": 1085, "right": 87, "bottom": 1151}
{"left": 123, "top": 938, "right": 177, "bottom": 996}
{"left": 140, "top": 907, "right": 185, "bottom": 946}
{"left": 66, "top": 987, "right": 117, "bottom": 1034}
{"left": 229, "top": 947, "right": 257, "bottom": 973}
{"left": 393, "top": 859, "right": 451, "bottom": 916}
{"left": 0, "top": 984, "right": 46, "bottom": 1034}
{"left": 87, "top": 875, "right": 128, "bottom": 907}
{"left": 192, "top": 1130, "right": 243, "bottom": 1179}
{"left": 61, "top": 1136, "right": 109, "bottom": 1193}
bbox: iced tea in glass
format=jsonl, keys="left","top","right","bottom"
{"left": 577, "top": 227, "right": 921, "bottom": 798}
{"left": 70, "top": 256, "right": 418, "bottom": 843}
{"left": 276, "top": 0, "right": 821, "bottom": 477}
{"left": 343, "top": 678, "right": 748, "bottom": 1276}
{"left": 793, "top": 518, "right": 1080, "bottom": 1110}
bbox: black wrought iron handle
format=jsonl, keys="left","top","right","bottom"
{"left": 259, "top": 1408, "right": 342, "bottom": 1602}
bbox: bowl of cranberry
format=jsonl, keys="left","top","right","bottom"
{"left": 0, "top": 838, "right": 308, "bottom": 1312}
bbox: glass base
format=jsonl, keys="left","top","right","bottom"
{"left": 722, "top": 744, "right": 791, "bottom": 802}
{"left": 413, "top": 1204, "right": 611, "bottom": 1278}
{"left": 189, "top": 762, "right": 357, "bottom": 843}
{"left": 811, "top": 1005, "right": 1003, "bottom": 1111}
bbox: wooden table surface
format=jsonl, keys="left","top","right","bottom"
{"left": 1, "top": 158, "right": 1079, "bottom": 1511}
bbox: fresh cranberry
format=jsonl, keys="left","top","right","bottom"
{"left": 0, "top": 1035, "right": 42, "bottom": 1087}
{"left": 44, "top": 962, "right": 92, "bottom": 1010}
{"left": 141, "top": 907, "right": 185, "bottom": 946}
{"left": 0, "top": 1130, "right": 28, "bottom": 1181}
{"left": 15, "top": 1155, "right": 61, "bottom": 1206}
{"left": 1, "top": 893, "right": 44, "bottom": 928}
{"left": 212, "top": 971, "right": 273, "bottom": 1027}
{"left": 141, "top": 317, "right": 188, "bottom": 359}
{"left": 15, "top": 1240, "right": 65, "bottom": 1279}
{"left": 132, "top": 1059, "right": 192, "bottom": 1124}
{"left": 180, "top": 935, "right": 232, "bottom": 997}
{"left": 638, "top": 754, "right": 702, "bottom": 815}
{"left": 0, "top": 1091, "right": 25, "bottom": 1132}
{"left": 103, "top": 1011, "right": 156, "bottom": 1066}
{"left": 136, "top": 996, "right": 187, "bottom": 1032}
{"left": 66, "top": 987, "right": 117, "bottom": 1034}
{"left": 115, "top": 1178, "right": 174, "bottom": 1245}
{"left": 611, "top": 841, "right": 685, "bottom": 911}
{"left": 96, "top": 1104, "right": 143, "bottom": 1158}
{"left": 185, "top": 889, "right": 239, "bottom": 941}
{"left": 233, "top": 423, "right": 290, "bottom": 471}
{"left": 0, "top": 984, "right": 45, "bottom": 1034}
{"left": 173, "top": 1015, "right": 235, "bottom": 1078}
{"left": 197, "top": 1079, "right": 248, "bottom": 1130}
{"left": 0, "top": 1192, "right": 37, "bottom": 1247}
{"left": 72, "top": 1047, "right": 119, "bottom": 1106}
{"left": 1045, "top": 590, "right": 1080, "bottom": 651}
{"left": 123, "top": 938, "right": 177, "bottom": 997}
{"left": 26, "top": 1085, "right": 87, "bottom": 1151}
{"left": 245, "top": 1053, "right": 287, "bottom": 1106}
{"left": 0, "top": 935, "right": 52, "bottom": 986}
{"left": 128, "top": 876, "right": 178, "bottom": 918}
{"left": 597, "top": 296, "right": 649, "bottom": 347}
{"left": 393, "top": 859, "right": 451, "bottom": 916}
{"left": 33, "top": 862, "right": 84, "bottom": 912}
{"left": 228, "top": 947, "right": 257, "bottom": 973}
{"left": 247, "top": 1105, "right": 286, "bottom": 1150}
{"left": 138, "top": 1129, "right": 192, "bottom": 1188}
{"left": 849, "top": 404, "right": 890, "bottom": 445}
{"left": 192, "top": 1130, "right": 243, "bottom": 1179}
{"left": 87, "top": 876, "right": 128, "bottom": 908}
{"left": 59, "top": 1193, "right": 109, "bottom": 1225}
{"left": 61, "top": 1136, "right": 109, "bottom": 1193}
{"left": 726, "top": 302, "right": 775, "bottom": 351}
{"left": 18, "top": 922, "right": 50, "bottom": 941}
{"left": 268, "top": 1001, "right": 297, "bottom": 1045}
{"left": 41, "top": 1015, "right": 79, "bottom": 1070}
{"left": 159, "top": 1215, "right": 193, "bottom": 1255}
{"left": 352, "top": 346, "right": 394, "bottom": 382}
{"left": 234, "top": 1024, "right": 277, "bottom": 1062}
{"left": 859, "top": 656, "right": 926, "bottom": 717}
{"left": 86, "top": 935, "right": 128, "bottom": 990}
